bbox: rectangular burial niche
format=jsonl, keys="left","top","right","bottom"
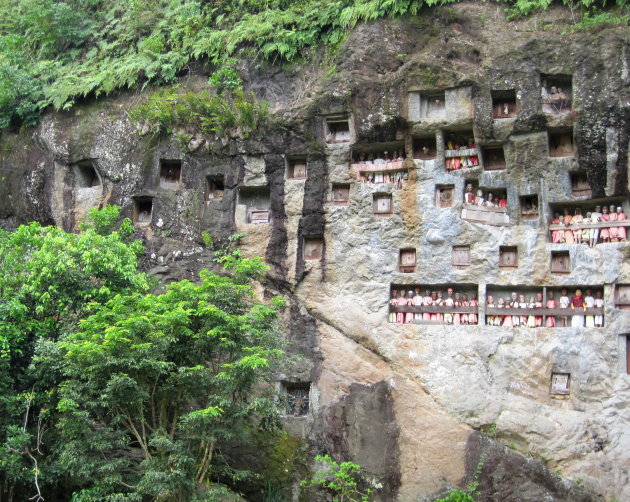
{"left": 444, "top": 130, "right": 479, "bottom": 171}
{"left": 461, "top": 182, "right": 509, "bottom": 225}
{"left": 373, "top": 193, "right": 392, "bottom": 215}
{"left": 419, "top": 91, "right": 446, "bottom": 120}
{"left": 159, "top": 159, "right": 182, "bottom": 187}
{"left": 238, "top": 186, "right": 271, "bottom": 224}
{"left": 550, "top": 372, "right": 570, "bottom": 396}
{"left": 541, "top": 74, "right": 572, "bottom": 114}
{"left": 287, "top": 157, "right": 307, "bottom": 180}
{"left": 413, "top": 136, "right": 437, "bottom": 160}
{"left": 303, "top": 237, "right": 324, "bottom": 261}
{"left": 399, "top": 249, "right": 416, "bottom": 273}
{"left": 520, "top": 194, "right": 539, "bottom": 220}
{"left": 351, "top": 142, "right": 406, "bottom": 186}
{"left": 615, "top": 285, "right": 630, "bottom": 309}
{"left": 133, "top": 197, "right": 153, "bottom": 225}
{"left": 331, "top": 184, "right": 350, "bottom": 205}
{"left": 204, "top": 175, "right": 224, "bottom": 201}
{"left": 389, "top": 283, "right": 479, "bottom": 325}
{"left": 570, "top": 172, "right": 591, "bottom": 197}
{"left": 482, "top": 146, "right": 506, "bottom": 171}
{"left": 550, "top": 251, "right": 571, "bottom": 274}
{"left": 452, "top": 245, "right": 471, "bottom": 268}
{"left": 73, "top": 160, "right": 100, "bottom": 187}
{"left": 324, "top": 115, "right": 351, "bottom": 143}
{"left": 283, "top": 382, "right": 310, "bottom": 417}
{"left": 548, "top": 198, "right": 629, "bottom": 245}
{"left": 549, "top": 131, "right": 574, "bottom": 158}
{"left": 492, "top": 90, "right": 517, "bottom": 119}
{"left": 435, "top": 185, "right": 455, "bottom": 208}
{"left": 499, "top": 246, "right": 518, "bottom": 268}
{"left": 486, "top": 285, "right": 604, "bottom": 328}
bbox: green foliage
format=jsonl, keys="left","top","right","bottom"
{"left": 0, "top": 0, "right": 628, "bottom": 128}
{"left": 209, "top": 58, "right": 243, "bottom": 94}
{"left": 435, "top": 490, "right": 476, "bottom": 502}
{"left": 201, "top": 231, "right": 214, "bottom": 248}
{"left": 128, "top": 85, "right": 269, "bottom": 141}
{"left": 301, "top": 454, "right": 375, "bottom": 502}
{"left": 479, "top": 423, "right": 497, "bottom": 437}
{"left": 0, "top": 207, "right": 286, "bottom": 501}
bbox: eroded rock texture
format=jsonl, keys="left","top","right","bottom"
{"left": 1, "top": 3, "right": 628, "bottom": 501}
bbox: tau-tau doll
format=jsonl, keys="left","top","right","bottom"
{"left": 545, "top": 292, "right": 557, "bottom": 327}
{"left": 571, "top": 289, "right": 585, "bottom": 328}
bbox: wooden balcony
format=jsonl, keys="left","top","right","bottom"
{"left": 461, "top": 203, "right": 509, "bottom": 226}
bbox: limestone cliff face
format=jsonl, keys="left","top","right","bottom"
{"left": 1, "top": 3, "right": 629, "bottom": 501}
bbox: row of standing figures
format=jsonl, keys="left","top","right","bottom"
{"left": 486, "top": 289, "right": 603, "bottom": 328}
{"left": 389, "top": 288, "right": 604, "bottom": 328}
{"left": 551, "top": 206, "right": 627, "bottom": 245}
{"left": 389, "top": 288, "right": 479, "bottom": 324}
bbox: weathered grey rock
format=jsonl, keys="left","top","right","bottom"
{"left": 1, "top": 3, "right": 629, "bottom": 501}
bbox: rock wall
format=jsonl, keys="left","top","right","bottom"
{"left": 1, "top": 3, "right": 629, "bottom": 501}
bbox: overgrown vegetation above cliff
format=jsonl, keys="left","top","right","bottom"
{"left": 0, "top": 0, "right": 627, "bottom": 130}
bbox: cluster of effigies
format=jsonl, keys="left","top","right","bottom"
{"left": 389, "top": 287, "right": 479, "bottom": 325}
{"left": 444, "top": 138, "right": 479, "bottom": 170}
{"left": 541, "top": 81, "right": 571, "bottom": 113}
{"left": 353, "top": 151, "right": 408, "bottom": 188}
{"left": 550, "top": 205, "right": 628, "bottom": 246}
{"left": 463, "top": 183, "right": 507, "bottom": 208}
{"left": 486, "top": 289, "right": 604, "bottom": 328}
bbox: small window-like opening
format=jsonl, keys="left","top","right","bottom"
{"left": 550, "top": 251, "right": 571, "bottom": 274}
{"left": 615, "top": 285, "right": 630, "bottom": 309}
{"left": 399, "top": 249, "right": 416, "bottom": 273}
{"left": 287, "top": 158, "right": 307, "bottom": 180}
{"left": 541, "top": 75, "right": 572, "bottom": 114}
{"left": 520, "top": 195, "right": 539, "bottom": 220}
{"left": 238, "top": 186, "right": 271, "bottom": 224}
{"left": 413, "top": 137, "right": 437, "bottom": 160}
{"left": 570, "top": 172, "right": 591, "bottom": 197}
{"left": 550, "top": 372, "right": 570, "bottom": 396}
{"left": 444, "top": 131, "right": 479, "bottom": 171}
{"left": 373, "top": 193, "right": 392, "bottom": 215}
{"left": 482, "top": 146, "right": 506, "bottom": 171}
{"left": 303, "top": 237, "right": 324, "bottom": 260}
{"left": 205, "top": 176, "right": 224, "bottom": 201}
{"left": 463, "top": 183, "right": 508, "bottom": 208}
{"left": 499, "top": 246, "right": 518, "bottom": 269}
{"left": 133, "top": 197, "right": 153, "bottom": 225}
{"left": 549, "top": 132, "right": 574, "bottom": 158}
{"left": 160, "top": 159, "right": 182, "bottom": 187}
{"left": 435, "top": 185, "right": 455, "bottom": 208}
{"left": 325, "top": 118, "right": 351, "bottom": 143}
{"left": 284, "top": 383, "right": 310, "bottom": 417}
{"left": 331, "top": 184, "right": 350, "bottom": 205}
{"left": 420, "top": 91, "right": 446, "bottom": 120}
{"left": 452, "top": 246, "right": 470, "bottom": 268}
{"left": 74, "top": 161, "right": 100, "bottom": 187}
{"left": 492, "top": 90, "right": 517, "bottom": 119}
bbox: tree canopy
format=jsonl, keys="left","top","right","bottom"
{"left": 0, "top": 207, "right": 286, "bottom": 501}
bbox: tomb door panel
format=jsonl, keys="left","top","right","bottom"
{"left": 551, "top": 374, "right": 570, "bottom": 394}
{"left": 617, "top": 286, "right": 630, "bottom": 306}
{"left": 375, "top": 196, "right": 392, "bottom": 213}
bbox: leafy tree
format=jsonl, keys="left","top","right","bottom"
{"left": 0, "top": 206, "right": 148, "bottom": 500}
{"left": 301, "top": 454, "right": 375, "bottom": 502}
{"left": 43, "top": 268, "right": 285, "bottom": 500}
{"left": 0, "top": 207, "right": 285, "bottom": 500}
